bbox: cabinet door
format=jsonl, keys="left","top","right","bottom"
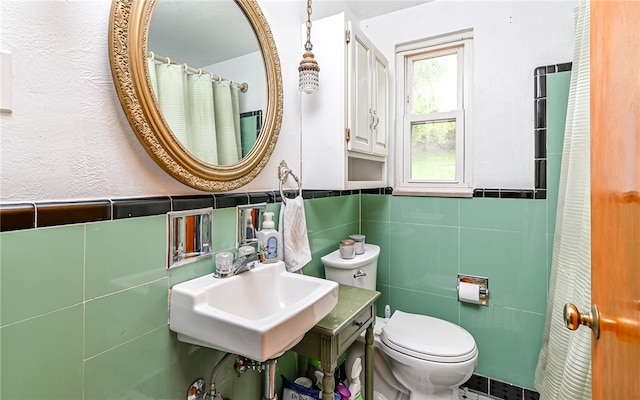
{"left": 347, "top": 23, "right": 373, "bottom": 154}
{"left": 372, "top": 47, "right": 388, "bottom": 156}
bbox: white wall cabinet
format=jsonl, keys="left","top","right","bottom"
{"left": 301, "top": 13, "right": 388, "bottom": 190}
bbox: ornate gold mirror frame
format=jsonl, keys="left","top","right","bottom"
{"left": 108, "top": 0, "right": 283, "bottom": 191}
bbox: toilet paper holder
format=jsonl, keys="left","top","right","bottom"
{"left": 457, "top": 274, "right": 489, "bottom": 306}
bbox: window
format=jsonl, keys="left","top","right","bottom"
{"left": 395, "top": 30, "right": 473, "bottom": 196}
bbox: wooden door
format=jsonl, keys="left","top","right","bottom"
{"left": 591, "top": 0, "right": 640, "bottom": 397}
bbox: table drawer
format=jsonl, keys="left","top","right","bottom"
{"left": 338, "top": 305, "right": 374, "bottom": 354}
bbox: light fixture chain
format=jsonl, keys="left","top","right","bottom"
{"left": 305, "top": 0, "right": 313, "bottom": 51}
{"left": 299, "top": 0, "right": 319, "bottom": 93}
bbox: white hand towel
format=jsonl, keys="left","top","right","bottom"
{"left": 278, "top": 196, "right": 312, "bottom": 273}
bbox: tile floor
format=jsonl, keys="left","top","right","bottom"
{"left": 455, "top": 387, "right": 494, "bottom": 400}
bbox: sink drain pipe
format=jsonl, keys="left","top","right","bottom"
{"left": 263, "top": 358, "right": 277, "bottom": 400}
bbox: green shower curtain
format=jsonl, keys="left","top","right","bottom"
{"left": 149, "top": 56, "right": 241, "bottom": 166}
{"left": 187, "top": 73, "right": 219, "bottom": 165}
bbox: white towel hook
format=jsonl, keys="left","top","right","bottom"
{"left": 278, "top": 161, "right": 302, "bottom": 204}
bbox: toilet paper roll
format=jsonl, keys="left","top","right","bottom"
{"left": 458, "top": 281, "right": 481, "bottom": 304}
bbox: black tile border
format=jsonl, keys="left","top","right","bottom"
{"left": 0, "top": 203, "right": 35, "bottom": 232}
{"left": 0, "top": 188, "right": 382, "bottom": 233}
{"left": 37, "top": 200, "right": 112, "bottom": 227}
{"left": 473, "top": 61, "right": 572, "bottom": 200}
{"left": 462, "top": 374, "right": 539, "bottom": 400}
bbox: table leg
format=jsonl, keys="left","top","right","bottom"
{"left": 322, "top": 368, "right": 335, "bottom": 400}
{"left": 364, "top": 322, "right": 374, "bottom": 400}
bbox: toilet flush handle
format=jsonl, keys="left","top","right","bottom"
{"left": 354, "top": 269, "right": 366, "bottom": 279}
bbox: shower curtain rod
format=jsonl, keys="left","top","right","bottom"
{"left": 149, "top": 51, "right": 249, "bottom": 93}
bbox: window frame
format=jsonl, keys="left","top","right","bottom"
{"left": 394, "top": 30, "right": 474, "bottom": 196}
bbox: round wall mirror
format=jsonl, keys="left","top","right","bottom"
{"left": 108, "top": 0, "right": 283, "bottom": 191}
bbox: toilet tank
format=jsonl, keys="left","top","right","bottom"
{"left": 321, "top": 244, "right": 379, "bottom": 290}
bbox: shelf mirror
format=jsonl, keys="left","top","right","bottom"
{"left": 108, "top": 0, "right": 283, "bottom": 191}
{"left": 236, "top": 203, "right": 265, "bottom": 250}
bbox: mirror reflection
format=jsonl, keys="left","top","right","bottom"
{"left": 148, "top": 0, "right": 267, "bottom": 166}
{"left": 168, "top": 208, "right": 213, "bottom": 269}
{"left": 237, "top": 203, "right": 266, "bottom": 249}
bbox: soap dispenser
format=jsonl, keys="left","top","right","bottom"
{"left": 258, "top": 212, "right": 279, "bottom": 263}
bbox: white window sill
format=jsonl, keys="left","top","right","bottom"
{"left": 392, "top": 187, "right": 474, "bottom": 198}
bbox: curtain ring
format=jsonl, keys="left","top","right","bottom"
{"left": 183, "top": 63, "right": 189, "bottom": 72}
{"left": 198, "top": 68, "right": 203, "bottom": 77}
{"left": 149, "top": 51, "right": 154, "bottom": 59}
{"left": 165, "top": 57, "right": 171, "bottom": 66}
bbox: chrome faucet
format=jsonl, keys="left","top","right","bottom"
{"left": 231, "top": 251, "right": 264, "bottom": 276}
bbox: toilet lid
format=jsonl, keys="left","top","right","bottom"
{"left": 380, "top": 311, "right": 477, "bottom": 363}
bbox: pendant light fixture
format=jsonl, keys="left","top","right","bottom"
{"left": 298, "top": 0, "right": 320, "bottom": 94}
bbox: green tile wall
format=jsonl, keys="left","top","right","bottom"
{"left": 0, "top": 220, "right": 228, "bottom": 398}
{"left": 362, "top": 195, "right": 551, "bottom": 390}
{"left": 359, "top": 71, "right": 570, "bottom": 391}
{"left": 0, "top": 197, "right": 354, "bottom": 400}
{"left": 546, "top": 71, "right": 571, "bottom": 277}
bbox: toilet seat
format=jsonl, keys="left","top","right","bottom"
{"left": 380, "top": 311, "right": 477, "bottom": 363}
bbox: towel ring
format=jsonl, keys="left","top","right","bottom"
{"left": 278, "top": 161, "right": 302, "bottom": 204}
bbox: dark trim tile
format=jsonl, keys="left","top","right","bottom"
{"left": 473, "top": 189, "right": 485, "bottom": 198}
{"left": 113, "top": 197, "right": 171, "bottom": 219}
{"left": 302, "top": 190, "right": 315, "bottom": 201}
{"left": 534, "top": 74, "right": 546, "bottom": 99}
{"left": 500, "top": 190, "right": 534, "bottom": 199}
{"left": 524, "top": 389, "right": 540, "bottom": 400}
{"left": 214, "top": 193, "right": 249, "bottom": 208}
{"left": 360, "top": 188, "right": 382, "bottom": 195}
{"left": 534, "top": 66, "right": 547, "bottom": 76}
{"left": 303, "top": 190, "right": 329, "bottom": 199}
{"left": 0, "top": 203, "right": 36, "bottom": 232}
{"left": 0, "top": 188, "right": 369, "bottom": 232}
{"left": 490, "top": 379, "right": 523, "bottom": 400}
{"left": 557, "top": 62, "right": 572, "bottom": 72}
{"left": 546, "top": 65, "right": 557, "bottom": 74}
{"left": 171, "top": 195, "right": 214, "bottom": 211}
{"left": 383, "top": 187, "right": 393, "bottom": 195}
{"left": 248, "top": 192, "right": 271, "bottom": 204}
{"left": 462, "top": 374, "right": 489, "bottom": 394}
{"left": 535, "top": 98, "right": 547, "bottom": 129}
{"left": 534, "top": 129, "right": 547, "bottom": 159}
{"left": 535, "top": 189, "right": 547, "bottom": 200}
{"left": 484, "top": 189, "right": 500, "bottom": 198}
{"left": 37, "top": 200, "right": 112, "bottom": 227}
{"left": 535, "top": 159, "right": 547, "bottom": 189}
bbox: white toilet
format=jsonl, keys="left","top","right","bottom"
{"left": 322, "top": 244, "right": 478, "bottom": 400}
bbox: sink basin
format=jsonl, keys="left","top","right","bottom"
{"left": 169, "top": 260, "right": 339, "bottom": 361}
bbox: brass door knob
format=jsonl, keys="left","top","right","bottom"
{"left": 564, "top": 303, "right": 600, "bottom": 339}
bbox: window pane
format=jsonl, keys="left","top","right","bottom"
{"left": 411, "top": 120, "right": 456, "bottom": 181}
{"left": 412, "top": 53, "right": 457, "bottom": 114}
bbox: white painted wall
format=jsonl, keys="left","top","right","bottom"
{"left": 360, "top": 0, "right": 578, "bottom": 189}
{"left": 0, "top": 0, "right": 303, "bottom": 203}
{"left": 209, "top": 51, "right": 267, "bottom": 114}
{"left": 0, "top": 0, "right": 577, "bottom": 203}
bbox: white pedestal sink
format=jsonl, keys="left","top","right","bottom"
{"left": 169, "top": 260, "right": 339, "bottom": 362}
